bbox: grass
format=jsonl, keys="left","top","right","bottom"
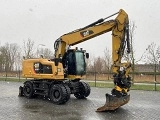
{"left": 88, "top": 82, "right": 114, "bottom": 88}
{"left": 0, "top": 77, "right": 26, "bottom": 82}
{"left": 0, "top": 77, "right": 160, "bottom": 91}
{"left": 130, "top": 84, "right": 160, "bottom": 91}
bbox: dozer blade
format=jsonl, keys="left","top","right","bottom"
{"left": 96, "top": 93, "right": 130, "bottom": 112}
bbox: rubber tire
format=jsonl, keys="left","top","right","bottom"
{"left": 63, "top": 84, "right": 71, "bottom": 102}
{"left": 74, "top": 81, "right": 91, "bottom": 99}
{"left": 23, "top": 81, "right": 34, "bottom": 98}
{"left": 49, "top": 84, "right": 71, "bottom": 104}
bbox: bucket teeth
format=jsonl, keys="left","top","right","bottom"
{"left": 96, "top": 93, "right": 130, "bottom": 112}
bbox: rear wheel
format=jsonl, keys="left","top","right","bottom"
{"left": 49, "top": 84, "right": 71, "bottom": 104}
{"left": 63, "top": 84, "right": 71, "bottom": 102}
{"left": 23, "top": 81, "right": 34, "bottom": 98}
{"left": 74, "top": 81, "right": 90, "bottom": 99}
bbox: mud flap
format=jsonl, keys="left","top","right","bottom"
{"left": 96, "top": 93, "right": 130, "bottom": 112}
{"left": 18, "top": 86, "right": 24, "bottom": 97}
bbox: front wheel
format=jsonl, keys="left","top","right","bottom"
{"left": 49, "top": 84, "right": 71, "bottom": 104}
{"left": 74, "top": 81, "right": 91, "bottom": 99}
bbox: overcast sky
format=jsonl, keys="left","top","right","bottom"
{"left": 0, "top": 0, "right": 160, "bottom": 62}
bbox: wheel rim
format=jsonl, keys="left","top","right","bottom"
{"left": 24, "top": 86, "right": 31, "bottom": 95}
{"left": 53, "top": 90, "right": 60, "bottom": 99}
{"left": 26, "top": 87, "right": 31, "bottom": 93}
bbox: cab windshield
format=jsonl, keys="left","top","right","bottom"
{"left": 75, "top": 51, "right": 86, "bottom": 75}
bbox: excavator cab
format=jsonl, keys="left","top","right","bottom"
{"left": 62, "top": 48, "right": 88, "bottom": 79}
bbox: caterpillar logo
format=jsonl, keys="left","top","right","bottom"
{"left": 80, "top": 30, "right": 94, "bottom": 37}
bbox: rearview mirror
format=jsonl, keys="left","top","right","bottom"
{"left": 86, "top": 53, "right": 89, "bottom": 59}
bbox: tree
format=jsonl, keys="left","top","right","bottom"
{"left": 0, "top": 43, "right": 20, "bottom": 72}
{"left": 14, "top": 48, "right": 22, "bottom": 71}
{"left": 144, "top": 42, "right": 159, "bottom": 64}
{"left": 103, "top": 47, "right": 112, "bottom": 80}
{"left": 38, "top": 48, "right": 54, "bottom": 58}
{"left": 144, "top": 42, "right": 160, "bottom": 85}
{"left": 103, "top": 47, "right": 112, "bottom": 72}
{"left": 94, "top": 56, "right": 103, "bottom": 73}
{"left": 23, "top": 38, "right": 35, "bottom": 58}
{"left": 127, "top": 20, "right": 136, "bottom": 84}
{"left": 9, "top": 43, "right": 20, "bottom": 71}
{"left": 0, "top": 46, "right": 7, "bottom": 71}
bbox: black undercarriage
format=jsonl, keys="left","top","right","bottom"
{"left": 19, "top": 79, "right": 91, "bottom": 104}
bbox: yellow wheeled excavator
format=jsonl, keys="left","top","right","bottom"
{"left": 19, "top": 9, "right": 131, "bottom": 111}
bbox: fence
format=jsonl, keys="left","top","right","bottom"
{"left": 0, "top": 71, "right": 22, "bottom": 82}
{"left": 0, "top": 71, "right": 160, "bottom": 90}
{"left": 86, "top": 72, "right": 160, "bottom": 82}
{"left": 85, "top": 72, "right": 160, "bottom": 91}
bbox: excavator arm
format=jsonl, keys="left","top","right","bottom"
{"left": 54, "top": 9, "right": 131, "bottom": 111}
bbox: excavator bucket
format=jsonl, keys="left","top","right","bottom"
{"left": 96, "top": 93, "right": 130, "bottom": 112}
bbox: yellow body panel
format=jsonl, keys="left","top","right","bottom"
{"left": 22, "top": 58, "right": 84, "bottom": 80}
{"left": 22, "top": 58, "right": 64, "bottom": 80}
{"left": 67, "top": 75, "right": 86, "bottom": 80}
